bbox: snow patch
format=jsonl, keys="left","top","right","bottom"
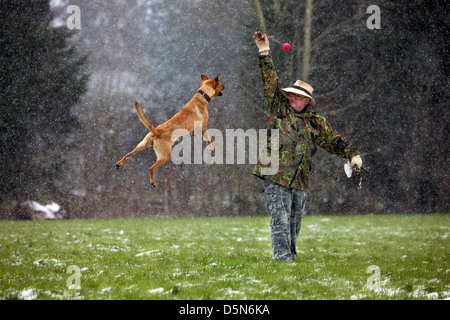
{"left": 19, "top": 288, "right": 38, "bottom": 300}
{"left": 147, "top": 288, "right": 164, "bottom": 294}
{"left": 22, "top": 200, "right": 65, "bottom": 219}
{"left": 135, "top": 250, "right": 164, "bottom": 257}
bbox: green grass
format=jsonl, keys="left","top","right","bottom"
{"left": 0, "top": 214, "right": 448, "bottom": 300}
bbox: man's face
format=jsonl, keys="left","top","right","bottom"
{"left": 288, "top": 93, "right": 311, "bottom": 112}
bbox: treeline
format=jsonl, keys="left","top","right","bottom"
{"left": 0, "top": 0, "right": 88, "bottom": 217}
{"left": 1, "top": 0, "right": 448, "bottom": 219}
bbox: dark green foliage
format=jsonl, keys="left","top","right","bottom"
{"left": 0, "top": 0, "right": 88, "bottom": 205}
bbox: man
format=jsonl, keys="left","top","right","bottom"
{"left": 252, "top": 32, "right": 362, "bottom": 261}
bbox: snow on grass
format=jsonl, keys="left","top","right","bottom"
{"left": 18, "top": 288, "right": 38, "bottom": 300}
{"left": 135, "top": 250, "right": 165, "bottom": 257}
{"left": 0, "top": 215, "right": 448, "bottom": 300}
{"left": 147, "top": 287, "right": 164, "bottom": 294}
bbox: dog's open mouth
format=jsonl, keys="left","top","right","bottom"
{"left": 218, "top": 90, "right": 223, "bottom": 96}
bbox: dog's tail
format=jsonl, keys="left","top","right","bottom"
{"left": 135, "top": 101, "right": 159, "bottom": 137}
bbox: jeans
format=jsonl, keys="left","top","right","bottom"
{"left": 264, "top": 180, "right": 307, "bottom": 260}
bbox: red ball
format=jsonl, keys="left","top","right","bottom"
{"left": 282, "top": 43, "right": 291, "bottom": 51}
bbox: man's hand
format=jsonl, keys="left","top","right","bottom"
{"left": 350, "top": 155, "right": 362, "bottom": 169}
{"left": 253, "top": 31, "right": 270, "bottom": 53}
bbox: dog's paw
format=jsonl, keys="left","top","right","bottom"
{"left": 115, "top": 163, "right": 121, "bottom": 169}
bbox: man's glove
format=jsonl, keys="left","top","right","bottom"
{"left": 253, "top": 31, "right": 270, "bottom": 53}
{"left": 346, "top": 155, "right": 369, "bottom": 190}
{"left": 350, "top": 155, "right": 363, "bottom": 189}
{"left": 350, "top": 155, "right": 362, "bottom": 169}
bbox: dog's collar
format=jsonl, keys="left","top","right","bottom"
{"left": 197, "top": 90, "right": 211, "bottom": 103}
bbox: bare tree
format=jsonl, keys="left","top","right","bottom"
{"left": 301, "top": 0, "right": 313, "bottom": 81}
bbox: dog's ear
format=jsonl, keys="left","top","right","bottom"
{"left": 201, "top": 74, "right": 209, "bottom": 81}
{"left": 213, "top": 74, "right": 221, "bottom": 82}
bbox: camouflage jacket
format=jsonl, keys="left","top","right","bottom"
{"left": 253, "top": 55, "right": 360, "bottom": 190}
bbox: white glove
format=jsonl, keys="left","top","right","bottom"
{"left": 253, "top": 31, "right": 270, "bottom": 53}
{"left": 350, "top": 155, "right": 362, "bottom": 169}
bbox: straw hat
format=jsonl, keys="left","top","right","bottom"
{"left": 282, "top": 80, "right": 316, "bottom": 106}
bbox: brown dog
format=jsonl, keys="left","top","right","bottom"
{"left": 115, "top": 74, "right": 224, "bottom": 187}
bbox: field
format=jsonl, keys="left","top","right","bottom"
{"left": 0, "top": 214, "right": 449, "bottom": 300}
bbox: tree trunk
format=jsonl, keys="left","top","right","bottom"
{"left": 253, "top": 0, "right": 267, "bottom": 34}
{"left": 302, "top": 0, "right": 313, "bottom": 81}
